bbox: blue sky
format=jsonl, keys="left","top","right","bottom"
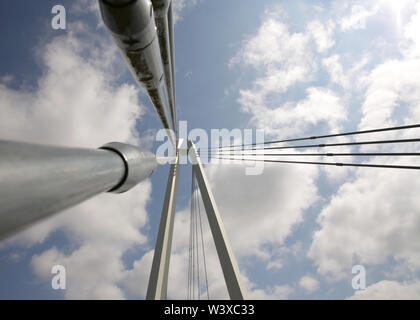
{"left": 1, "top": 0, "right": 420, "bottom": 299}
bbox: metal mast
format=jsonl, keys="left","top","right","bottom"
{"left": 189, "top": 141, "right": 247, "bottom": 300}
{"left": 146, "top": 152, "right": 180, "bottom": 299}
{"left": 99, "top": 0, "right": 246, "bottom": 300}
{"left": 99, "top": 0, "right": 176, "bottom": 146}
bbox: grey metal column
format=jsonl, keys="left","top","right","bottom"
{"left": 0, "top": 140, "right": 158, "bottom": 240}
{"left": 152, "top": 0, "right": 177, "bottom": 136}
{"left": 188, "top": 141, "right": 247, "bottom": 300}
{"left": 146, "top": 153, "right": 180, "bottom": 300}
{"left": 99, "top": 0, "right": 175, "bottom": 147}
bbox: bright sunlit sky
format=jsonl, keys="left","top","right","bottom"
{"left": 1, "top": 0, "right": 420, "bottom": 299}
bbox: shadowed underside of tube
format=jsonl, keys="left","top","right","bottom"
{"left": 99, "top": 0, "right": 177, "bottom": 137}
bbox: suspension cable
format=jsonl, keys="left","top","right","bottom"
{"left": 210, "top": 123, "right": 420, "bottom": 150}
{"left": 208, "top": 152, "right": 420, "bottom": 157}
{"left": 212, "top": 156, "right": 420, "bottom": 170}
{"left": 187, "top": 167, "right": 211, "bottom": 300}
{"left": 203, "top": 137, "right": 420, "bottom": 153}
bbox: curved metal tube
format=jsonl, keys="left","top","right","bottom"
{"left": 0, "top": 140, "right": 158, "bottom": 240}
{"left": 168, "top": 1, "right": 176, "bottom": 130}
{"left": 99, "top": 0, "right": 173, "bottom": 137}
{"left": 152, "top": 0, "right": 177, "bottom": 136}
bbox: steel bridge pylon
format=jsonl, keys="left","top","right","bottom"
{"left": 146, "top": 140, "right": 247, "bottom": 300}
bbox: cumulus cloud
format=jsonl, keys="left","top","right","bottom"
{"left": 0, "top": 31, "right": 141, "bottom": 148}
{"left": 121, "top": 156, "right": 319, "bottom": 299}
{"left": 230, "top": 15, "right": 316, "bottom": 98}
{"left": 191, "top": 162, "right": 317, "bottom": 299}
{"left": 359, "top": 59, "right": 420, "bottom": 130}
{"left": 348, "top": 280, "right": 420, "bottom": 299}
{"left": 120, "top": 205, "right": 230, "bottom": 300}
{"left": 308, "top": 20, "right": 335, "bottom": 53}
{"left": 0, "top": 0, "right": 210, "bottom": 297}
{"left": 172, "top": 0, "right": 199, "bottom": 23}
{"left": 239, "top": 86, "right": 347, "bottom": 139}
{"left": 338, "top": 3, "right": 379, "bottom": 31}
{"left": 0, "top": 0, "right": 204, "bottom": 300}
{"left": 0, "top": 15, "right": 156, "bottom": 298}
{"left": 248, "top": 284, "right": 294, "bottom": 300}
{"left": 321, "top": 53, "right": 371, "bottom": 100}
{"left": 122, "top": 0, "right": 420, "bottom": 300}
{"left": 230, "top": 9, "right": 348, "bottom": 140}
{"left": 299, "top": 275, "right": 320, "bottom": 293}
{"left": 204, "top": 162, "right": 319, "bottom": 259}
{"left": 309, "top": 157, "right": 420, "bottom": 278}
{"left": 309, "top": 3, "right": 420, "bottom": 284}
{"left": 402, "top": 1, "right": 420, "bottom": 58}
{"left": 225, "top": 1, "right": 420, "bottom": 299}
{"left": 4, "top": 0, "right": 420, "bottom": 300}
{"left": 124, "top": 163, "right": 315, "bottom": 300}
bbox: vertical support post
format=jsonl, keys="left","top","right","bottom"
{"left": 146, "top": 153, "right": 180, "bottom": 300}
{"left": 188, "top": 141, "right": 247, "bottom": 300}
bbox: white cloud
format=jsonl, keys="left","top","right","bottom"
{"left": 32, "top": 244, "right": 128, "bottom": 299}
{"left": 230, "top": 15, "right": 316, "bottom": 98}
{"left": 205, "top": 162, "right": 319, "bottom": 259}
{"left": 308, "top": 157, "right": 420, "bottom": 279}
{"left": 299, "top": 275, "right": 320, "bottom": 293}
{"left": 402, "top": 2, "right": 420, "bottom": 58}
{"left": 359, "top": 59, "right": 420, "bottom": 130}
{"left": 122, "top": 206, "right": 231, "bottom": 300}
{"left": 120, "top": 250, "right": 154, "bottom": 298}
{"left": 357, "top": 2, "right": 420, "bottom": 130}
{"left": 173, "top": 0, "right": 199, "bottom": 23}
{"left": 322, "top": 53, "right": 371, "bottom": 92}
{"left": 308, "top": 20, "right": 335, "bottom": 53}
{"left": 4, "top": 0, "right": 420, "bottom": 300}
{"left": 123, "top": 159, "right": 319, "bottom": 299}
{"left": 339, "top": 4, "right": 379, "bottom": 31}
{"left": 0, "top": 31, "right": 141, "bottom": 148}
{"left": 0, "top": 21, "right": 155, "bottom": 299}
{"left": 230, "top": 9, "right": 348, "bottom": 140}
{"left": 308, "top": 4, "right": 420, "bottom": 284}
{"left": 0, "top": 0, "right": 208, "bottom": 299}
{"left": 248, "top": 284, "right": 294, "bottom": 300}
{"left": 239, "top": 86, "right": 347, "bottom": 139}
{"left": 322, "top": 55, "right": 347, "bottom": 88}
{"left": 348, "top": 280, "right": 420, "bottom": 299}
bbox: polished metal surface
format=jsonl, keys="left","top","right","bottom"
{"left": 99, "top": 0, "right": 173, "bottom": 136}
{"left": 146, "top": 152, "right": 180, "bottom": 300}
{"left": 0, "top": 140, "right": 158, "bottom": 240}
{"left": 152, "top": 0, "right": 177, "bottom": 136}
{"left": 167, "top": 1, "right": 176, "bottom": 133}
{"left": 100, "top": 141, "right": 158, "bottom": 193}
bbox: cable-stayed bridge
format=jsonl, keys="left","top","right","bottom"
{"left": 1, "top": 0, "right": 420, "bottom": 300}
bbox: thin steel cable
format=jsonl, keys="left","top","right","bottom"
{"left": 209, "top": 123, "right": 420, "bottom": 150}
{"left": 212, "top": 157, "right": 420, "bottom": 170}
{"left": 204, "top": 138, "right": 420, "bottom": 153}
{"left": 206, "top": 152, "right": 420, "bottom": 157}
